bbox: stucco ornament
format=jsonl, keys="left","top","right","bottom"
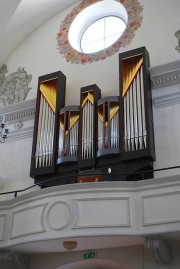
{"left": 57, "top": 0, "right": 143, "bottom": 64}
{"left": 0, "top": 64, "right": 32, "bottom": 107}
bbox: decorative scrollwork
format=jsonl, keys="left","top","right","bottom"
{"left": 0, "top": 64, "right": 32, "bottom": 107}
{"left": 0, "top": 251, "right": 30, "bottom": 269}
{"left": 145, "top": 237, "right": 172, "bottom": 264}
{"left": 14, "top": 121, "right": 23, "bottom": 130}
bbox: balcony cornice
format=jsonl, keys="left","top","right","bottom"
{"left": 0, "top": 175, "right": 180, "bottom": 252}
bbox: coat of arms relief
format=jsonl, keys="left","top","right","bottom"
{"left": 0, "top": 64, "right": 32, "bottom": 107}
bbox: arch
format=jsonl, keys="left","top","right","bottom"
{"left": 56, "top": 259, "right": 133, "bottom": 269}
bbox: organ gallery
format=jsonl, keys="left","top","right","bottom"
{"left": 30, "top": 47, "right": 155, "bottom": 187}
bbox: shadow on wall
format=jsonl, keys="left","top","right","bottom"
{"left": 56, "top": 259, "right": 132, "bottom": 269}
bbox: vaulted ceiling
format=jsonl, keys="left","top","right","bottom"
{"left": 0, "top": 0, "right": 180, "bottom": 67}
{"left": 0, "top": 0, "right": 79, "bottom": 66}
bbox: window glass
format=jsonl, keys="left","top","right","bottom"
{"left": 81, "top": 16, "right": 126, "bottom": 53}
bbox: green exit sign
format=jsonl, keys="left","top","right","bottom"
{"left": 83, "top": 252, "right": 96, "bottom": 259}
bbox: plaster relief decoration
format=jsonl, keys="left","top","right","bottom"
{"left": 0, "top": 64, "right": 32, "bottom": 107}
{"left": 57, "top": 0, "right": 143, "bottom": 64}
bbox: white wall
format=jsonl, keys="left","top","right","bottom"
{"left": 0, "top": 244, "right": 179, "bottom": 269}
{"left": 30, "top": 244, "right": 180, "bottom": 269}
{"left": 6, "top": 4, "right": 121, "bottom": 106}
{"left": 5, "top": 0, "right": 180, "bottom": 104}
{"left": 0, "top": 2, "right": 180, "bottom": 268}
{"left": 1, "top": 1, "right": 180, "bottom": 195}
{"left": 0, "top": 137, "right": 34, "bottom": 199}
{"left": 152, "top": 83, "right": 180, "bottom": 177}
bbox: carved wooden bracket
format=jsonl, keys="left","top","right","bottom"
{"left": 0, "top": 251, "right": 30, "bottom": 269}
{"left": 145, "top": 237, "right": 172, "bottom": 264}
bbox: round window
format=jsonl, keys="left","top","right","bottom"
{"left": 68, "top": 0, "right": 128, "bottom": 54}
{"left": 57, "top": 0, "right": 143, "bottom": 64}
{"left": 80, "top": 16, "right": 126, "bottom": 53}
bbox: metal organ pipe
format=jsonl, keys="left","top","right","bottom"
{"left": 35, "top": 94, "right": 55, "bottom": 168}
{"left": 122, "top": 56, "right": 147, "bottom": 152}
{"left": 57, "top": 106, "right": 80, "bottom": 164}
{"left": 81, "top": 93, "right": 94, "bottom": 160}
{"left": 97, "top": 97, "right": 120, "bottom": 157}
{"left": 35, "top": 94, "right": 44, "bottom": 168}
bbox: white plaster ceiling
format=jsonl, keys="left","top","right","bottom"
{"left": 0, "top": 0, "right": 79, "bottom": 66}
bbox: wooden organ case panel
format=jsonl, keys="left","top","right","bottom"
{"left": 119, "top": 47, "right": 155, "bottom": 177}
{"left": 30, "top": 71, "right": 66, "bottom": 179}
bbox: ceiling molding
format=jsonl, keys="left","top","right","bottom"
{"left": 0, "top": 99, "right": 36, "bottom": 142}
{"left": 153, "top": 91, "right": 180, "bottom": 108}
{"left": 150, "top": 60, "right": 180, "bottom": 89}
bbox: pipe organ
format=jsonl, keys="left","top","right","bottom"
{"left": 30, "top": 47, "right": 155, "bottom": 187}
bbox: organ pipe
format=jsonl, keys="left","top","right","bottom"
{"left": 97, "top": 96, "right": 120, "bottom": 157}
{"left": 57, "top": 106, "right": 80, "bottom": 164}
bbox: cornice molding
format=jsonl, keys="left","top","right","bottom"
{"left": 0, "top": 99, "right": 36, "bottom": 142}
{"left": 153, "top": 91, "right": 180, "bottom": 108}
{"left": 0, "top": 175, "right": 180, "bottom": 252}
{"left": 1, "top": 175, "right": 180, "bottom": 207}
{"left": 0, "top": 98, "right": 36, "bottom": 122}
{"left": 150, "top": 60, "right": 180, "bottom": 89}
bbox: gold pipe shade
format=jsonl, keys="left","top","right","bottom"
{"left": 82, "top": 90, "right": 94, "bottom": 107}
{"left": 98, "top": 104, "right": 119, "bottom": 126}
{"left": 40, "top": 78, "right": 58, "bottom": 113}
{"left": 122, "top": 54, "right": 143, "bottom": 97}
{"left": 97, "top": 98, "right": 120, "bottom": 154}
{"left": 58, "top": 107, "right": 80, "bottom": 161}
{"left": 59, "top": 111, "right": 79, "bottom": 133}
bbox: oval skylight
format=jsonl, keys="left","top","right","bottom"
{"left": 81, "top": 16, "right": 126, "bottom": 53}
{"left": 68, "top": 0, "right": 128, "bottom": 54}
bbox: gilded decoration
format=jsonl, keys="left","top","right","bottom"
{"left": 0, "top": 64, "right": 32, "bottom": 107}
{"left": 57, "top": 0, "right": 143, "bottom": 64}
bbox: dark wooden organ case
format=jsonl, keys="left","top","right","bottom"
{"left": 30, "top": 47, "right": 155, "bottom": 187}
{"left": 30, "top": 71, "right": 66, "bottom": 183}
{"left": 119, "top": 47, "right": 155, "bottom": 180}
